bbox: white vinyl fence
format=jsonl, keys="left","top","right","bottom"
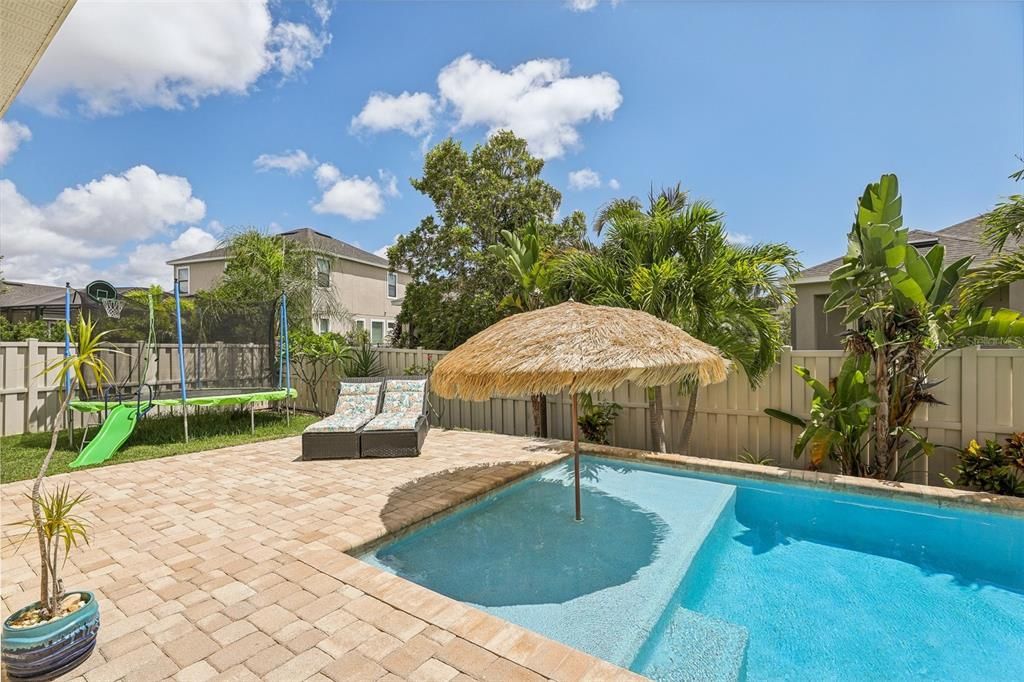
{"left": 0, "top": 340, "right": 272, "bottom": 436}
{"left": 4, "top": 340, "right": 1021, "bottom": 486}
{"left": 292, "top": 346, "right": 1024, "bottom": 487}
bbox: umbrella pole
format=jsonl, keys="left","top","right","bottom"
{"left": 572, "top": 392, "right": 581, "bottom": 522}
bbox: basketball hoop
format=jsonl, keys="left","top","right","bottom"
{"left": 101, "top": 297, "right": 126, "bottom": 319}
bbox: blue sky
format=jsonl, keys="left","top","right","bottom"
{"left": 1, "top": 0, "right": 1022, "bottom": 287}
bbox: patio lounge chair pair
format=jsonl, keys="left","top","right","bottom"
{"left": 301, "top": 376, "right": 430, "bottom": 460}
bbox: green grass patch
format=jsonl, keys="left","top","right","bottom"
{"left": 1, "top": 409, "right": 317, "bottom": 484}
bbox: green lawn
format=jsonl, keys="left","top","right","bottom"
{"left": 2, "top": 410, "right": 317, "bottom": 484}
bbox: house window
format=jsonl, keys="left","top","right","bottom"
{"left": 318, "top": 318, "right": 329, "bottom": 334}
{"left": 387, "top": 271, "right": 398, "bottom": 298}
{"left": 814, "top": 294, "right": 845, "bottom": 350}
{"left": 386, "top": 320, "right": 397, "bottom": 344}
{"left": 355, "top": 320, "right": 365, "bottom": 333}
{"left": 176, "top": 266, "right": 190, "bottom": 295}
{"left": 316, "top": 257, "right": 330, "bottom": 288}
{"left": 370, "top": 320, "right": 385, "bottom": 345}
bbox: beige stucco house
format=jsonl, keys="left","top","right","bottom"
{"left": 791, "top": 215, "right": 1024, "bottom": 350}
{"left": 167, "top": 228, "right": 409, "bottom": 344}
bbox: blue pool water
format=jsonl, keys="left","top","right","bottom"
{"left": 361, "top": 456, "right": 1024, "bottom": 681}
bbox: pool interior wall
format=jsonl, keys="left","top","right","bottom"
{"left": 360, "top": 455, "right": 1024, "bottom": 682}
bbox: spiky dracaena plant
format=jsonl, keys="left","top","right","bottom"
{"left": 30, "top": 316, "right": 115, "bottom": 617}
{"left": 825, "top": 174, "right": 1024, "bottom": 479}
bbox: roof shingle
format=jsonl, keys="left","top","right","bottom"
{"left": 797, "top": 214, "right": 1005, "bottom": 280}
{"left": 167, "top": 228, "right": 392, "bottom": 269}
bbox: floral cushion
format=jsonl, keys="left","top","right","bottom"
{"left": 339, "top": 381, "right": 381, "bottom": 395}
{"left": 334, "top": 382, "right": 382, "bottom": 417}
{"left": 362, "top": 412, "right": 421, "bottom": 431}
{"left": 304, "top": 413, "right": 371, "bottom": 433}
{"left": 380, "top": 379, "right": 426, "bottom": 415}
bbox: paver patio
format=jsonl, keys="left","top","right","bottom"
{"left": 1, "top": 429, "right": 645, "bottom": 681}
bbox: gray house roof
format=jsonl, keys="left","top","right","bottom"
{"left": 797, "top": 215, "right": 998, "bottom": 280}
{"left": 0, "top": 281, "right": 70, "bottom": 309}
{"left": 0, "top": 282, "right": 147, "bottom": 310}
{"left": 167, "top": 228, "right": 393, "bottom": 269}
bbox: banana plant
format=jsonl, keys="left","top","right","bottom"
{"left": 823, "top": 173, "right": 1024, "bottom": 480}
{"left": 488, "top": 222, "right": 552, "bottom": 314}
{"left": 765, "top": 355, "right": 876, "bottom": 476}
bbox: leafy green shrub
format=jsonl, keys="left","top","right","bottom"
{"left": 765, "top": 355, "right": 877, "bottom": 476}
{"left": 952, "top": 435, "right": 1024, "bottom": 497}
{"left": 577, "top": 394, "right": 621, "bottom": 445}
{"left": 0, "top": 318, "right": 65, "bottom": 342}
{"left": 289, "top": 329, "right": 352, "bottom": 415}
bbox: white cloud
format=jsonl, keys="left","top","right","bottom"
{"left": 312, "top": 164, "right": 387, "bottom": 220}
{"left": 112, "top": 227, "right": 219, "bottom": 286}
{"left": 314, "top": 162, "right": 342, "bottom": 188}
{"left": 46, "top": 165, "right": 205, "bottom": 242}
{"left": 0, "top": 121, "right": 31, "bottom": 166}
{"left": 311, "top": 163, "right": 397, "bottom": 220}
{"left": 727, "top": 232, "right": 753, "bottom": 246}
{"left": 608, "top": 178, "right": 621, "bottom": 190}
{"left": 254, "top": 149, "right": 316, "bottom": 174}
{"left": 377, "top": 169, "right": 400, "bottom": 197}
{"left": 437, "top": 54, "right": 622, "bottom": 159}
{"left": 20, "top": 0, "right": 330, "bottom": 115}
{"left": 567, "top": 0, "right": 621, "bottom": 10}
{"left": 0, "top": 168, "right": 206, "bottom": 285}
{"left": 352, "top": 54, "right": 621, "bottom": 160}
{"left": 351, "top": 91, "right": 437, "bottom": 136}
{"left": 269, "top": 21, "right": 330, "bottom": 77}
{"left": 568, "top": 168, "right": 602, "bottom": 190}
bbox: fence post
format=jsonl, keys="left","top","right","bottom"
{"left": 961, "top": 345, "right": 978, "bottom": 446}
{"left": 25, "top": 338, "right": 39, "bottom": 434}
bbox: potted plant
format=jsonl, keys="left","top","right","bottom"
{"left": 3, "top": 316, "right": 115, "bottom": 680}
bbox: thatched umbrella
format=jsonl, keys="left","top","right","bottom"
{"left": 431, "top": 301, "right": 729, "bottom": 520}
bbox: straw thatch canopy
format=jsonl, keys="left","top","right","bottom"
{"left": 432, "top": 301, "right": 729, "bottom": 401}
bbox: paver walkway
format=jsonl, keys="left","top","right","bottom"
{"left": 1, "top": 430, "right": 645, "bottom": 681}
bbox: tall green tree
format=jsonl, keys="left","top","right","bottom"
{"left": 825, "top": 174, "right": 1024, "bottom": 480}
{"left": 389, "top": 132, "right": 585, "bottom": 350}
{"left": 555, "top": 186, "right": 798, "bottom": 453}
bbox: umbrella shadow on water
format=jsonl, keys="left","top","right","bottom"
{"left": 375, "top": 461, "right": 668, "bottom": 606}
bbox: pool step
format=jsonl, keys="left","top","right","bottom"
{"left": 635, "top": 607, "right": 749, "bottom": 682}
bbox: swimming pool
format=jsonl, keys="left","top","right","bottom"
{"left": 360, "top": 455, "right": 1024, "bottom": 681}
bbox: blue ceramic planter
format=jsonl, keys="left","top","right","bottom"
{"left": 2, "top": 591, "right": 100, "bottom": 681}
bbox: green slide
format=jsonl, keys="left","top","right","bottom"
{"left": 69, "top": 404, "right": 141, "bottom": 469}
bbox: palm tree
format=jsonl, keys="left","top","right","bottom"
{"left": 489, "top": 221, "right": 559, "bottom": 436}
{"left": 961, "top": 165, "right": 1024, "bottom": 313}
{"left": 33, "top": 316, "right": 115, "bottom": 617}
{"left": 201, "top": 229, "right": 347, "bottom": 379}
{"left": 555, "top": 186, "right": 799, "bottom": 454}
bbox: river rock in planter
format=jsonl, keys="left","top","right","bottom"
{"left": 2, "top": 591, "right": 100, "bottom": 681}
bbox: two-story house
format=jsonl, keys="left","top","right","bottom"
{"left": 167, "top": 228, "right": 409, "bottom": 344}
{"left": 791, "top": 215, "right": 1024, "bottom": 350}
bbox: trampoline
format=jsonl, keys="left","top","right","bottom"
{"left": 65, "top": 278, "right": 295, "bottom": 468}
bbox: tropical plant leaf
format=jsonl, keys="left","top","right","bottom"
{"left": 764, "top": 408, "right": 806, "bottom": 428}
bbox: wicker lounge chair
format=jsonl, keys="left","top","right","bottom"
{"left": 301, "top": 378, "right": 383, "bottom": 460}
{"left": 359, "top": 376, "right": 430, "bottom": 458}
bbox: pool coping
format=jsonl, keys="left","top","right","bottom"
{"left": 574, "top": 442, "right": 1024, "bottom": 516}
